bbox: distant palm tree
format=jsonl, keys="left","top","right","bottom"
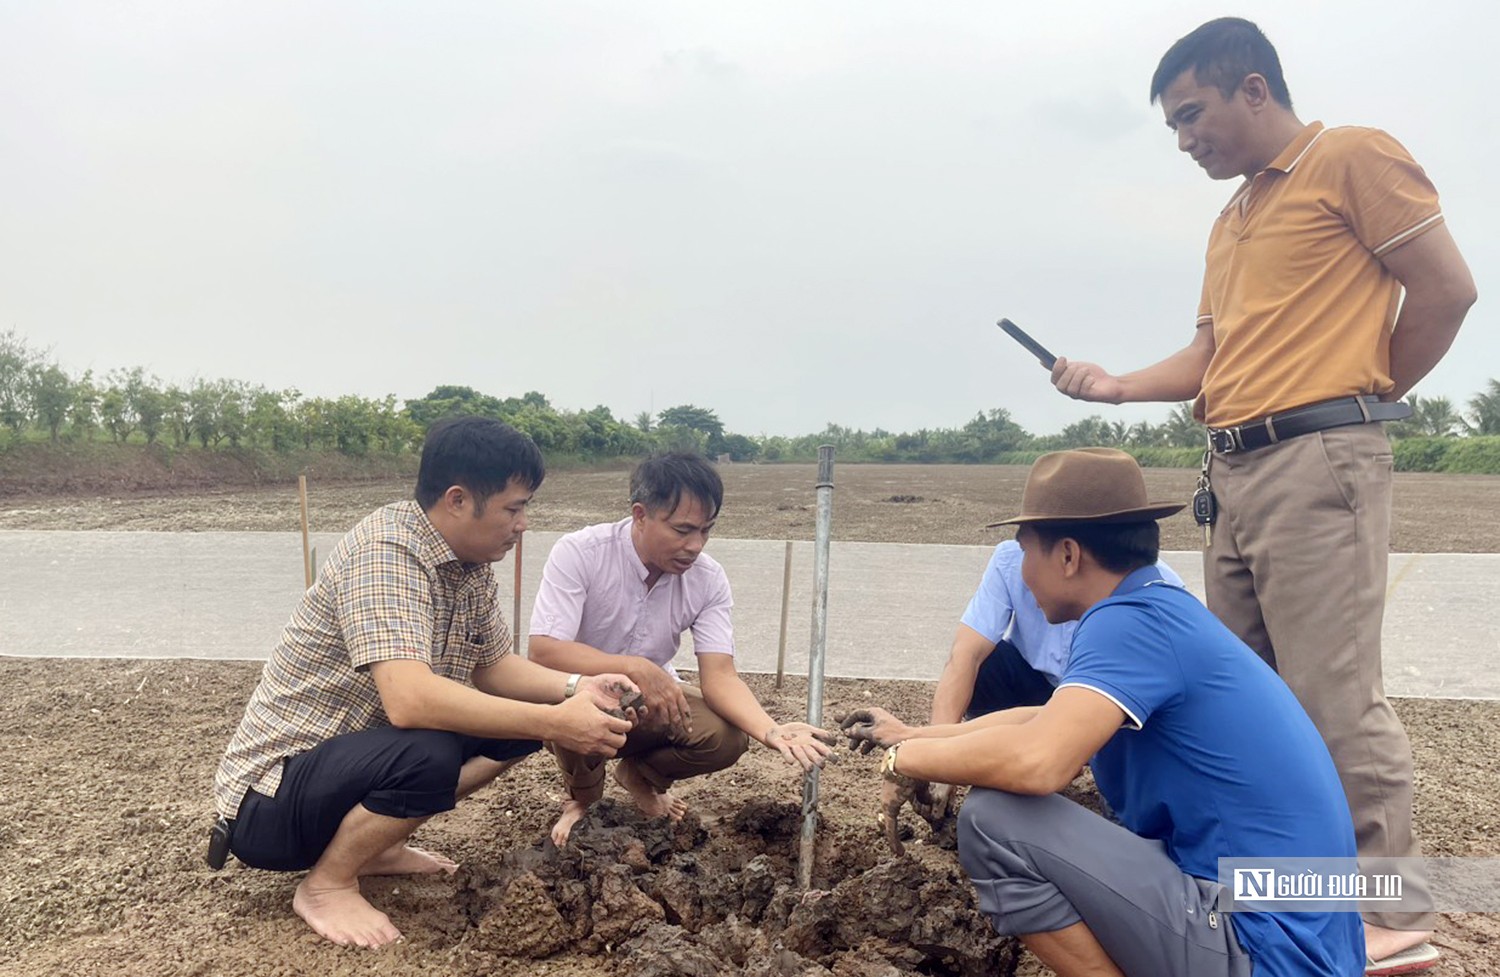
{"left": 1126, "top": 420, "right": 1157, "bottom": 446}
{"left": 1467, "top": 380, "right": 1500, "bottom": 435}
{"left": 1398, "top": 393, "right": 1463, "bottom": 437}
{"left": 1160, "top": 402, "right": 1204, "bottom": 447}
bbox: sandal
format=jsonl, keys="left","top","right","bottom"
{"left": 1366, "top": 942, "right": 1440, "bottom": 976}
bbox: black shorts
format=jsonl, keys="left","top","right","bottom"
{"left": 230, "top": 726, "right": 541, "bottom": 872}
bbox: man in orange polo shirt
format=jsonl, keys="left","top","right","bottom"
{"left": 1047, "top": 18, "right": 1476, "bottom": 974}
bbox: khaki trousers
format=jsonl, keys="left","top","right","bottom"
{"left": 1206, "top": 424, "right": 1432, "bottom": 930}
{"left": 551, "top": 684, "right": 749, "bottom": 804}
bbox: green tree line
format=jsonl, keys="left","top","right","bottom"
{"left": 3, "top": 330, "right": 1499, "bottom": 472}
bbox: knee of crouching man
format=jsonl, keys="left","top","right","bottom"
{"left": 389, "top": 729, "right": 466, "bottom": 795}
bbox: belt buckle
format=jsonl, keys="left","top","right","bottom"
{"left": 1209, "top": 427, "right": 1243, "bottom": 454}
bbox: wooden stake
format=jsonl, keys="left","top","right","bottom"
{"left": 775, "top": 540, "right": 793, "bottom": 689}
{"left": 512, "top": 534, "right": 524, "bottom": 653}
{"left": 298, "top": 475, "right": 312, "bottom": 588}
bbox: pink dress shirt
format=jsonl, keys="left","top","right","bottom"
{"left": 528, "top": 518, "right": 735, "bottom": 679}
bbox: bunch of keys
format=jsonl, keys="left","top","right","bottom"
{"left": 1192, "top": 450, "right": 1217, "bottom": 548}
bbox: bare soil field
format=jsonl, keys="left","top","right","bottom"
{"left": 1, "top": 463, "right": 1497, "bottom": 552}
{"left": 2, "top": 464, "right": 1498, "bottom": 976}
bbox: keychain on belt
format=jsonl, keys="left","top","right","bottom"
{"left": 1193, "top": 449, "right": 1218, "bottom": 548}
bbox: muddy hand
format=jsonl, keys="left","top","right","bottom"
{"left": 911, "top": 781, "right": 957, "bottom": 830}
{"left": 837, "top": 707, "right": 907, "bottom": 754}
{"left": 610, "top": 688, "right": 647, "bottom": 724}
{"left": 554, "top": 694, "right": 632, "bottom": 756}
{"left": 630, "top": 662, "right": 693, "bottom": 734}
{"left": 878, "top": 777, "right": 918, "bottom": 856}
{"left": 765, "top": 722, "right": 838, "bottom": 771}
{"left": 579, "top": 674, "right": 645, "bottom": 725}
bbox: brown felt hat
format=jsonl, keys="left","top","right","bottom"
{"left": 988, "top": 447, "right": 1186, "bottom": 527}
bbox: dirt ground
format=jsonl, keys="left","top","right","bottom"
{"left": 2, "top": 463, "right": 1497, "bottom": 553}
{"left": 2, "top": 464, "right": 1498, "bottom": 976}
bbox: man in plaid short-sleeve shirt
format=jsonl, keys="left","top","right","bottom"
{"left": 213, "top": 416, "right": 640, "bottom": 949}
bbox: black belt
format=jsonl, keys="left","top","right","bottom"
{"left": 1207, "top": 395, "right": 1411, "bottom": 454}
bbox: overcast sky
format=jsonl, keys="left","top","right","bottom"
{"left": 1, "top": 2, "right": 1492, "bottom": 438}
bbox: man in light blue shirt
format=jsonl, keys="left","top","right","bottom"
{"left": 933, "top": 540, "right": 1183, "bottom": 726}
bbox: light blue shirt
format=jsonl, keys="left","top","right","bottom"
{"left": 959, "top": 540, "right": 1184, "bottom": 685}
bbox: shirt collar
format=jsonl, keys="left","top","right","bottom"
{"left": 1221, "top": 121, "right": 1326, "bottom": 216}
{"left": 405, "top": 500, "right": 464, "bottom": 569}
{"left": 1264, "top": 120, "right": 1325, "bottom": 174}
{"left": 1110, "top": 564, "right": 1166, "bottom": 598}
{"left": 616, "top": 516, "right": 652, "bottom": 584}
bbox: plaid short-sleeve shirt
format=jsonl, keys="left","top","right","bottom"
{"left": 213, "top": 501, "right": 511, "bottom": 818}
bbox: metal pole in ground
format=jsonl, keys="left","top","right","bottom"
{"left": 775, "top": 540, "right": 793, "bottom": 689}
{"left": 298, "top": 475, "right": 312, "bottom": 588}
{"left": 797, "top": 445, "right": 835, "bottom": 889}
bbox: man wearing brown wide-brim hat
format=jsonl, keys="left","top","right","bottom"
{"left": 842, "top": 448, "right": 1364, "bottom": 977}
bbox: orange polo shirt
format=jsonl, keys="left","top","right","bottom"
{"left": 1194, "top": 122, "right": 1443, "bottom": 428}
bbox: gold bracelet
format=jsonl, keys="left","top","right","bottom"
{"left": 881, "top": 743, "right": 903, "bottom": 781}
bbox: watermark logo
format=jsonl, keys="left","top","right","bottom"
{"left": 1231, "top": 866, "right": 1401, "bottom": 903}
{"left": 1218, "top": 858, "right": 1500, "bottom": 913}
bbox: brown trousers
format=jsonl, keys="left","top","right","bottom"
{"left": 1206, "top": 424, "right": 1431, "bottom": 930}
{"left": 552, "top": 684, "right": 749, "bottom": 805}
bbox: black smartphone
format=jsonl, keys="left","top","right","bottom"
{"left": 205, "top": 817, "right": 233, "bottom": 870}
{"left": 997, "top": 318, "right": 1057, "bottom": 370}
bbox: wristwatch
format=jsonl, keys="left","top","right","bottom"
{"left": 564, "top": 673, "right": 582, "bottom": 699}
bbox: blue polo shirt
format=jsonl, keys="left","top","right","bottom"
{"left": 1059, "top": 567, "right": 1363, "bottom": 977}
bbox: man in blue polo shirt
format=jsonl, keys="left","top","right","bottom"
{"left": 864, "top": 538, "right": 1181, "bottom": 826}
{"left": 843, "top": 448, "right": 1362, "bottom": 977}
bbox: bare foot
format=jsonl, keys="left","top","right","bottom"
{"left": 613, "top": 762, "right": 688, "bottom": 822}
{"left": 550, "top": 799, "right": 590, "bottom": 847}
{"left": 293, "top": 877, "right": 402, "bottom": 948}
{"left": 1364, "top": 923, "right": 1433, "bottom": 962}
{"left": 359, "top": 843, "right": 458, "bottom": 877}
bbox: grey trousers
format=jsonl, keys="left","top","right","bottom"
{"left": 958, "top": 790, "right": 1252, "bottom": 977}
{"left": 1207, "top": 424, "right": 1432, "bottom": 930}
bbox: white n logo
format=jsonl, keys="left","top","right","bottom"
{"left": 1234, "top": 868, "right": 1274, "bottom": 899}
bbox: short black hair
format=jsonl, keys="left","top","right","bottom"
{"left": 414, "top": 415, "right": 544, "bottom": 511}
{"left": 629, "top": 452, "right": 723, "bottom": 519}
{"left": 1028, "top": 520, "right": 1160, "bottom": 575}
{"left": 1150, "top": 17, "right": 1292, "bottom": 109}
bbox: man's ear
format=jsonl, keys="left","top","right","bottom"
{"left": 442, "top": 484, "right": 469, "bottom": 516}
{"left": 1059, "top": 538, "right": 1084, "bottom": 579}
{"left": 630, "top": 501, "right": 647, "bottom": 525}
{"left": 1240, "top": 73, "right": 1271, "bottom": 109}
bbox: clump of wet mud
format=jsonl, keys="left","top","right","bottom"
{"left": 456, "top": 798, "right": 1017, "bottom": 977}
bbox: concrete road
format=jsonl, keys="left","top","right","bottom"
{"left": 1, "top": 530, "right": 1495, "bottom": 699}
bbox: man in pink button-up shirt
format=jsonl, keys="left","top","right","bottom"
{"left": 530, "top": 452, "right": 835, "bottom": 845}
